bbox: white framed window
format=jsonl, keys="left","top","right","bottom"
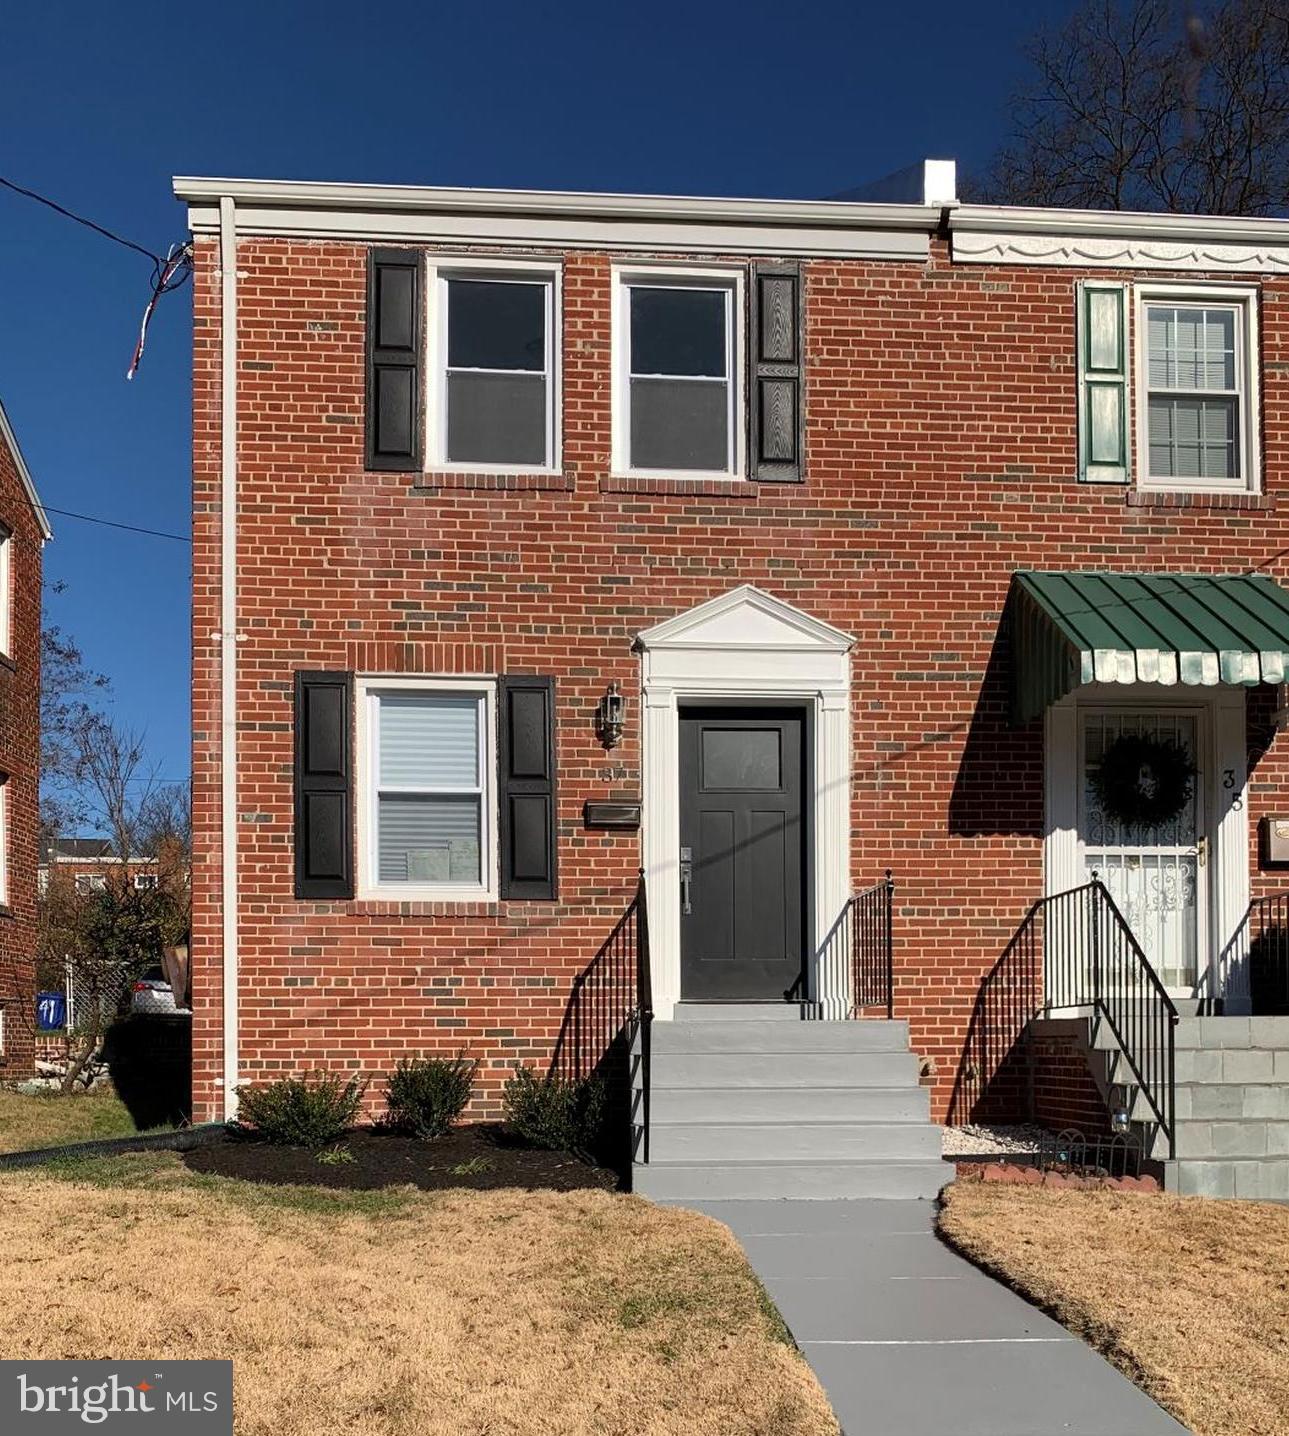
{"left": 612, "top": 265, "right": 744, "bottom": 479}
{"left": 1135, "top": 285, "right": 1260, "bottom": 492}
{"left": 0, "top": 524, "right": 11, "bottom": 658}
{"left": 357, "top": 676, "right": 498, "bottom": 901}
{"left": 425, "top": 258, "right": 561, "bottom": 474}
{"left": 133, "top": 873, "right": 158, "bottom": 890}
{"left": 75, "top": 873, "right": 107, "bottom": 895}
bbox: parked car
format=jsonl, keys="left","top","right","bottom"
{"left": 130, "top": 966, "right": 189, "bottom": 1015}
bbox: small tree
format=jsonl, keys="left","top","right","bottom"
{"left": 978, "top": 0, "right": 1289, "bottom": 215}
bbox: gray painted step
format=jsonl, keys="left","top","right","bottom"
{"left": 648, "top": 1083, "right": 931, "bottom": 1124}
{"left": 633, "top": 1158, "right": 948, "bottom": 1201}
{"left": 652, "top": 1018, "right": 909, "bottom": 1054}
{"left": 673, "top": 1002, "right": 811, "bottom": 1022}
{"left": 651, "top": 1049, "right": 918, "bottom": 1088}
{"left": 1175, "top": 1015, "right": 1289, "bottom": 1049}
{"left": 1165, "top": 1157, "right": 1289, "bottom": 1200}
{"left": 649, "top": 1120, "right": 941, "bottom": 1163}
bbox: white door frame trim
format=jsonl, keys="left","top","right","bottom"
{"left": 636, "top": 586, "right": 855, "bottom": 1020}
{"left": 1044, "top": 683, "right": 1250, "bottom": 1008}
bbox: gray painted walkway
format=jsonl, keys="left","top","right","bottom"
{"left": 675, "top": 1199, "right": 1189, "bottom": 1436}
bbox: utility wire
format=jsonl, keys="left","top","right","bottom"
{"left": 0, "top": 174, "right": 193, "bottom": 378}
{"left": 0, "top": 175, "right": 160, "bottom": 263}
{"left": 40, "top": 504, "right": 190, "bottom": 544}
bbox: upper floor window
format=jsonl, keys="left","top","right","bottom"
{"left": 358, "top": 678, "right": 496, "bottom": 901}
{"left": 134, "top": 873, "right": 158, "bottom": 891}
{"left": 428, "top": 265, "right": 559, "bottom": 472}
{"left": 1135, "top": 286, "right": 1259, "bottom": 492}
{"left": 75, "top": 873, "right": 107, "bottom": 895}
{"left": 0, "top": 524, "right": 11, "bottom": 658}
{"left": 613, "top": 267, "right": 743, "bottom": 478}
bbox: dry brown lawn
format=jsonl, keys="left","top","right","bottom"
{"left": 940, "top": 1182, "right": 1289, "bottom": 1436}
{"left": 0, "top": 1086, "right": 139, "bottom": 1152}
{"left": 0, "top": 1153, "right": 837, "bottom": 1436}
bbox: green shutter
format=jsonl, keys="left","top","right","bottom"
{"left": 1076, "top": 281, "right": 1130, "bottom": 484}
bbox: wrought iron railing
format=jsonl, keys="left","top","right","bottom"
{"left": 551, "top": 873, "right": 652, "bottom": 1165}
{"left": 1248, "top": 890, "right": 1289, "bottom": 1016}
{"left": 847, "top": 872, "right": 894, "bottom": 1017}
{"left": 950, "top": 878, "right": 1179, "bottom": 1159}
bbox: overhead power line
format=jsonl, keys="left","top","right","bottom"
{"left": 40, "top": 504, "right": 191, "bottom": 544}
{"left": 0, "top": 174, "right": 193, "bottom": 378}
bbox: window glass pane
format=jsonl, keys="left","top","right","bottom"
{"left": 702, "top": 728, "right": 781, "bottom": 790}
{"left": 1147, "top": 397, "right": 1238, "bottom": 479}
{"left": 379, "top": 695, "right": 479, "bottom": 788}
{"left": 1203, "top": 309, "right": 1236, "bottom": 389}
{"left": 1147, "top": 305, "right": 1236, "bottom": 392}
{"left": 446, "top": 279, "right": 545, "bottom": 372}
{"left": 377, "top": 794, "right": 481, "bottom": 885}
{"left": 630, "top": 287, "right": 727, "bottom": 377}
{"left": 446, "top": 372, "right": 547, "bottom": 465}
{"left": 630, "top": 377, "right": 729, "bottom": 471}
{"left": 1147, "top": 308, "right": 1173, "bottom": 388}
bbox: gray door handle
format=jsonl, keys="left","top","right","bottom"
{"left": 680, "top": 846, "right": 693, "bottom": 915}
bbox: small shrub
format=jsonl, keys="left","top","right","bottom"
{"left": 316, "top": 1144, "right": 355, "bottom": 1166}
{"left": 384, "top": 1052, "right": 478, "bottom": 1138}
{"left": 449, "top": 1155, "right": 495, "bottom": 1177}
{"left": 236, "top": 1072, "right": 368, "bottom": 1147}
{"left": 502, "top": 1064, "right": 606, "bottom": 1152}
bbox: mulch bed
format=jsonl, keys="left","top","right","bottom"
{"left": 181, "top": 1122, "right": 618, "bottom": 1193}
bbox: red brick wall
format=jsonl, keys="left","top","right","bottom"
{"left": 190, "top": 231, "right": 1289, "bottom": 1124}
{"left": 0, "top": 436, "right": 42, "bottom": 1080}
{"left": 1029, "top": 1028, "right": 1112, "bottom": 1136}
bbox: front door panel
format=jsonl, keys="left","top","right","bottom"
{"left": 679, "top": 708, "right": 805, "bottom": 999}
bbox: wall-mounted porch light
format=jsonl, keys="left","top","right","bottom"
{"left": 1109, "top": 1084, "right": 1132, "bottom": 1135}
{"left": 595, "top": 681, "right": 626, "bottom": 750}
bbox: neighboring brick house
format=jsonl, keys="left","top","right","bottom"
{"left": 175, "top": 162, "right": 1289, "bottom": 1197}
{"left": 0, "top": 400, "right": 50, "bottom": 1081}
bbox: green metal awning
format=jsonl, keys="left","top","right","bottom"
{"left": 1009, "top": 570, "right": 1289, "bottom": 724}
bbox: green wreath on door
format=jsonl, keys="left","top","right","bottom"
{"left": 1089, "top": 732, "right": 1197, "bottom": 829}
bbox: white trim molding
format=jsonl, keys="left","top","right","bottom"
{"left": 174, "top": 177, "right": 936, "bottom": 261}
{"left": 0, "top": 399, "right": 52, "bottom": 541}
{"left": 636, "top": 585, "right": 855, "bottom": 1020}
{"left": 952, "top": 205, "right": 1289, "bottom": 273}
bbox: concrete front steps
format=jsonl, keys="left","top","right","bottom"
{"left": 1081, "top": 1013, "right": 1289, "bottom": 1199}
{"left": 632, "top": 1004, "right": 945, "bottom": 1202}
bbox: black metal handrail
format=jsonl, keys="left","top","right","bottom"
{"left": 949, "top": 878, "right": 1178, "bottom": 1158}
{"left": 1248, "top": 890, "right": 1289, "bottom": 1015}
{"left": 847, "top": 871, "right": 894, "bottom": 1018}
{"left": 551, "top": 872, "right": 652, "bottom": 1164}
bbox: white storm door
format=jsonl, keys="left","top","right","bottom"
{"left": 1078, "top": 708, "right": 1207, "bottom": 993}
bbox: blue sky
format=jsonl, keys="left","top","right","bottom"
{"left": 0, "top": 0, "right": 1071, "bottom": 810}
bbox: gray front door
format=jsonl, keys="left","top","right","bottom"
{"left": 679, "top": 707, "right": 806, "bottom": 1000}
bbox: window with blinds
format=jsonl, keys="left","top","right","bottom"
{"left": 366, "top": 688, "right": 491, "bottom": 893}
{"left": 1135, "top": 288, "right": 1258, "bottom": 492}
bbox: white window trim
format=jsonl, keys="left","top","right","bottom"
{"left": 133, "top": 873, "right": 158, "bottom": 890}
{"left": 1133, "top": 282, "right": 1261, "bottom": 495}
{"left": 0, "top": 524, "right": 12, "bottom": 659}
{"left": 611, "top": 262, "right": 746, "bottom": 481}
{"left": 0, "top": 778, "right": 7, "bottom": 907}
{"left": 423, "top": 255, "right": 562, "bottom": 476}
{"left": 356, "top": 675, "right": 499, "bottom": 903}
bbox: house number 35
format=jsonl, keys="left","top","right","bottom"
{"left": 1223, "top": 768, "right": 1244, "bottom": 812}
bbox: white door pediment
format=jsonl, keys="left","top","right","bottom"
{"left": 636, "top": 584, "right": 855, "bottom": 655}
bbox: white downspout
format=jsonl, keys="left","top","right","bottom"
{"left": 218, "top": 195, "right": 240, "bottom": 1119}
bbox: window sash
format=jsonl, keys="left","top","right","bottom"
{"left": 1137, "top": 293, "right": 1254, "bottom": 489}
{"left": 621, "top": 278, "right": 738, "bottom": 475}
{"left": 432, "top": 272, "right": 556, "bottom": 471}
{"left": 363, "top": 685, "right": 494, "bottom": 896}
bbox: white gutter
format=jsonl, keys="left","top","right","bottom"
{"left": 950, "top": 201, "right": 1289, "bottom": 245}
{"left": 218, "top": 195, "right": 240, "bottom": 1120}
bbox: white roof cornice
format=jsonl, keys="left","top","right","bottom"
{"left": 172, "top": 177, "right": 940, "bottom": 260}
{"left": 951, "top": 203, "right": 1289, "bottom": 273}
{"left": 0, "top": 399, "right": 52, "bottom": 542}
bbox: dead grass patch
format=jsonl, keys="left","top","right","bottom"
{"left": 0, "top": 1086, "right": 140, "bottom": 1153}
{"left": 939, "top": 1182, "right": 1289, "bottom": 1436}
{"left": 0, "top": 1154, "right": 837, "bottom": 1436}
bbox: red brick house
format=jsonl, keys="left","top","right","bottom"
{"left": 0, "top": 400, "right": 50, "bottom": 1080}
{"left": 175, "top": 162, "right": 1289, "bottom": 1197}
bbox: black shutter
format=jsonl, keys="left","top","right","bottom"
{"left": 294, "top": 671, "right": 353, "bottom": 899}
{"left": 499, "top": 676, "right": 557, "bottom": 900}
{"left": 748, "top": 263, "right": 804, "bottom": 482}
{"left": 365, "top": 249, "right": 422, "bottom": 471}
